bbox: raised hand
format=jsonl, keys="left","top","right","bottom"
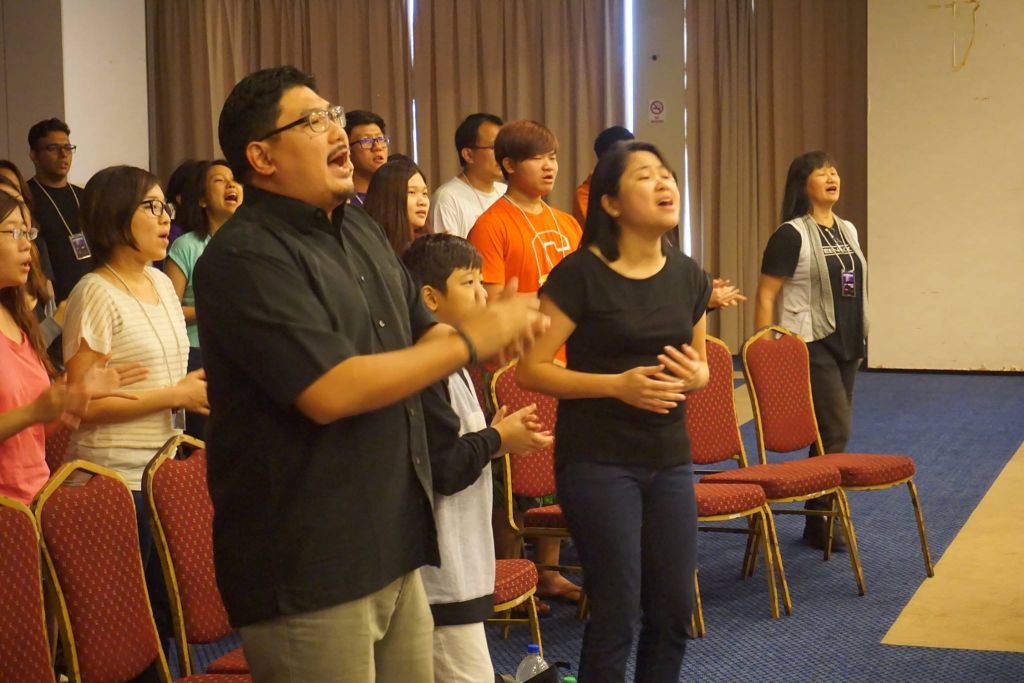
{"left": 709, "top": 278, "right": 747, "bottom": 309}
{"left": 78, "top": 354, "right": 148, "bottom": 400}
{"left": 460, "top": 278, "right": 550, "bottom": 365}
{"left": 614, "top": 365, "right": 688, "bottom": 414}
{"left": 493, "top": 403, "right": 553, "bottom": 455}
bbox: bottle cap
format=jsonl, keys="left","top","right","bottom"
{"left": 563, "top": 678, "right": 577, "bottom": 683}
{"left": 527, "top": 643, "right": 540, "bottom": 654}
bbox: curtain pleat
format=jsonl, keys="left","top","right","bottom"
{"left": 684, "top": 0, "right": 867, "bottom": 349}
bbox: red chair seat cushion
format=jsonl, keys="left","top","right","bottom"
{"left": 695, "top": 482, "right": 766, "bottom": 517}
{"left": 523, "top": 504, "right": 565, "bottom": 528}
{"left": 701, "top": 462, "right": 841, "bottom": 499}
{"left": 177, "top": 675, "right": 251, "bottom": 682}
{"left": 814, "top": 453, "right": 916, "bottom": 486}
{"left": 205, "top": 647, "right": 249, "bottom": 674}
{"left": 493, "top": 559, "right": 538, "bottom": 605}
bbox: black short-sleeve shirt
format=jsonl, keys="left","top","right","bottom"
{"left": 194, "top": 187, "right": 439, "bottom": 628}
{"left": 761, "top": 223, "right": 865, "bottom": 359}
{"left": 541, "top": 247, "right": 711, "bottom": 469}
{"left": 28, "top": 181, "right": 91, "bottom": 302}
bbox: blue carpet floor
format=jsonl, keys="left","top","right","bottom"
{"left": 486, "top": 370, "right": 1024, "bottom": 682}
{"left": 190, "top": 371, "right": 1024, "bottom": 681}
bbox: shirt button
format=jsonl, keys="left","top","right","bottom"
{"left": 359, "top": 275, "right": 366, "bottom": 282}
{"left": 378, "top": 320, "right": 386, "bottom": 328}
{"left": 408, "top": 407, "right": 417, "bottom": 417}
{"left": 413, "top": 456, "right": 421, "bottom": 465}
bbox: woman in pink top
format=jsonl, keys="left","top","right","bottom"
{"left": 0, "top": 183, "right": 142, "bottom": 504}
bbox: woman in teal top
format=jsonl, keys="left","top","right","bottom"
{"left": 164, "top": 159, "right": 242, "bottom": 435}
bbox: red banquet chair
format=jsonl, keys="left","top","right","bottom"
{"left": 741, "top": 326, "right": 934, "bottom": 578}
{"left": 686, "top": 336, "right": 789, "bottom": 626}
{"left": 487, "top": 559, "right": 543, "bottom": 656}
{"left": 34, "top": 460, "right": 250, "bottom": 683}
{"left": 144, "top": 436, "right": 249, "bottom": 676}
{"left": 0, "top": 496, "right": 55, "bottom": 683}
{"left": 697, "top": 341, "right": 867, "bottom": 597}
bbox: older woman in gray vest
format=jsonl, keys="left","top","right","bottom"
{"left": 754, "top": 150, "right": 868, "bottom": 550}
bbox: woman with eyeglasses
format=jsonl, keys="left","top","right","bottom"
{"left": 364, "top": 157, "right": 430, "bottom": 256}
{"left": 0, "top": 185, "right": 140, "bottom": 504}
{"left": 63, "top": 166, "right": 207, "bottom": 563}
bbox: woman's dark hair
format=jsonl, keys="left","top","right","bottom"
{"left": 218, "top": 66, "right": 317, "bottom": 183}
{"left": 165, "top": 159, "right": 202, "bottom": 207}
{"left": 363, "top": 158, "right": 428, "bottom": 257}
{"left": 402, "top": 233, "right": 483, "bottom": 293}
{"left": 175, "top": 160, "right": 232, "bottom": 236}
{"left": 779, "top": 150, "right": 837, "bottom": 223}
{"left": 0, "top": 191, "right": 54, "bottom": 375}
{"left": 0, "top": 159, "right": 35, "bottom": 213}
{"left": 582, "top": 140, "right": 675, "bottom": 262}
{"left": 80, "top": 165, "right": 161, "bottom": 266}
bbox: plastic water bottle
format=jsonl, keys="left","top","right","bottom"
{"left": 514, "top": 643, "right": 549, "bottom": 681}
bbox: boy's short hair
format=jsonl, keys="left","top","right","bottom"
{"left": 494, "top": 120, "right": 557, "bottom": 180}
{"left": 344, "top": 110, "right": 386, "bottom": 137}
{"left": 401, "top": 233, "right": 483, "bottom": 294}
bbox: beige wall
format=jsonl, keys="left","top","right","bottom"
{"left": 62, "top": 0, "right": 150, "bottom": 181}
{"left": 0, "top": 0, "right": 65, "bottom": 175}
{"left": 868, "top": 0, "right": 1024, "bottom": 371}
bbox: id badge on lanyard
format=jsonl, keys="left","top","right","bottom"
{"left": 841, "top": 271, "right": 856, "bottom": 298}
{"left": 69, "top": 232, "right": 92, "bottom": 260}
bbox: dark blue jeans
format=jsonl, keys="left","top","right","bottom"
{"left": 557, "top": 462, "right": 697, "bottom": 683}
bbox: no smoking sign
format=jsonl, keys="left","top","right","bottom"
{"left": 649, "top": 99, "right": 666, "bottom": 123}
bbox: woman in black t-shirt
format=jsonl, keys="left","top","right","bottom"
{"left": 754, "top": 150, "right": 868, "bottom": 549}
{"left": 519, "top": 141, "right": 709, "bottom": 683}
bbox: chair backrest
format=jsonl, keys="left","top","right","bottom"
{"left": 0, "top": 497, "right": 55, "bottom": 683}
{"left": 144, "top": 437, "right": 232, "bottom": 658}
{"left": 742, "top": 326, "right": 822, "bottom": 459}
{"left": 685, "top": 336, "right": 747, "bottom": 467}
{"left": 44, "top": 426, "right": 72, "bottom": 474}
{"left": 491, "top": 362, "right": 558, "bottom": 498}
{"left": 35, "top": 461, "right": 170, "bottom": 683}
{"left": 465, "top": 363, "right": 494, "bottom": 418}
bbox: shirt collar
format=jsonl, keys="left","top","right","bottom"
{"left": 241, "top": 185, "right": 348, "bottom": 236}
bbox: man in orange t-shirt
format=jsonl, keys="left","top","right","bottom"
{"left": 469, "top": 120, "right": 582, "bottom": 298}
{"left": 466, "top": 119, "right": 583, "bottom": 606}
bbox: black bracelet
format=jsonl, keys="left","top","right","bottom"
{"left": 453, "top": 327, "right": 478, "bottom": 365}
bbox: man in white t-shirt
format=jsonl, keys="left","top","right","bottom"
{"left": 429, "top": 113, "right": 506, "bottom": 238}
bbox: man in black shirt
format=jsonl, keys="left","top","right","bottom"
{"left": 27, "top": 118, "right": 90, "bottom": 303}
{"left": 194, "top": 66, "right": 546, "bottom": 683}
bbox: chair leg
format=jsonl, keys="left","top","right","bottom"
{"left": 502, "top": 609, "right": 512, "bottom": 639}
{"left": 756, "top": 508, "right": 780, "bottom": 620}
{"left": 526, "top": 595, "right": 543, "bottom": 658}
{"left": 823, "top": 494, "right": 837, "bottom": 562}
{"left": 742, "top": 515, "right": 759, "bottom": 578}
{"left": 764, "top": 508, "right": 792, "bottom": 615}
{"left": 907, "top": 479, "right": 935, "bottom": 578}
{"left": 692, "top": 568, "right": 705, "bottom": 637}
{"left": 835, "top": 489, "right": 866, "bottom": 596}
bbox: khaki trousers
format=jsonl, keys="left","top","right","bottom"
{"left": 239, "top": 570, "right": 434, "bottom": 683}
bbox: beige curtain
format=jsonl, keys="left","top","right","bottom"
{"left": 684, "top": 0, "right": 867, "bottom": 349}
{"left": 412, "top": 0, "right": 625, "bottom": 212}
{"left": 147, "top": 0, "right": 412, "bottom": 183}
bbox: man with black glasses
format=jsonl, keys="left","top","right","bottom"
{"left": 195, "top": 66, "right": 547, "bottom": 682}
{"left": 344, "top": 109, "right": 389, "bottom": 206}
{"left": 27, "top": 118, "right": 89, "bottom": 302}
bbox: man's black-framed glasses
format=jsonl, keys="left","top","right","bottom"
{"left": 38, "top": 144, "right": 77, "bottom": 155}
{"left": 139, "top": 199, "right": 176, "bottom": 220}
{"left": 258, "top": 105, "right": 346, "bottom": 141}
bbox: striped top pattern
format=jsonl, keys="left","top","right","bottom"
{"left": 63, "top": 269, "right": 188, "bottom": 456}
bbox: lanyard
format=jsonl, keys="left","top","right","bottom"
{"left": 30, "top": 178, "right": 80, "bottom": 237}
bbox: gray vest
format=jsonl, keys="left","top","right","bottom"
{"left": 778, "top": 214, "right": 869, "bottom": 342}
